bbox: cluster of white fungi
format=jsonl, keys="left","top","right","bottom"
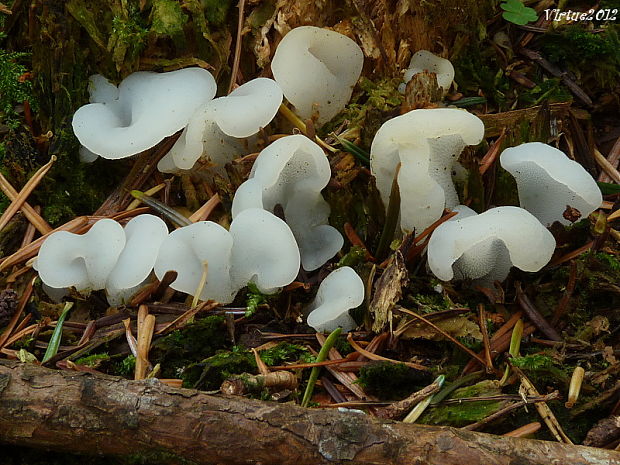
{"left": 35, "top": 26, "right": 602, "bottom": 332}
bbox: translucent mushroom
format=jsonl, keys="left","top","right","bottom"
{"left": 154, "top": 221, "right": 236, "bottom": 303}
{"left": 400, "top": 50, "right": 455, "bottom": 93}
{"left": 229, "top": 208, "right": 300, "bottom": 294}
{"left": 232, "top": 134, "right": 343, "bottom": 271}
{"left": 106, "top": 215, "right": 169, "bottom": 305}
{"left": 73, "top": 68, "right": 217, "bottom": 160}
{"left": 500, "top": 142, "right": 603, "bottom": 226}
{"left": 154, "top": 209, "right": 300, "bottom": 304}
{"left": 35, "top": 219, "right": 126, "bottom": 291}
{"left": 370, "top": 108, "right": 485, "bottom": 234}
{"left": 158, "top": 77, "right": 283, "bottom": 173}
{"left": 427, "top": 206, "right": 556, "bottom": 285}
{"left": 307, "top": 267, "right": 364, "bottom": 333}
{"left": 271, "top": 26, "right": 363, "bottom": 125}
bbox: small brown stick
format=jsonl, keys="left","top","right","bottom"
{"left": 514, "top": 366, "right": 573, "bottom": 444}
{"left": 189, "top": 194, "right": 221, "bottom": 223}
{"left": 594, "top": 147, "right": 620, "bottom": 184}
{"left": 552, "top": 260, "right": 577, "bottom": 325}
{"left": 463, "top": 402, "right": 528, "bottom": 431}
{"left": 122, "top": 318, "right": 139, "bottom": 358}
{"left": 515, "top": 282, "right": 562, "bottom": 341}
{"left": 410, "top": 210, "right": 458, "bottom": 246}
{"left": 343, "top": 222, "right": 374, "bottom": 260}
{"left": 320, "top": 376, "right": 348, "bottom": 404}
{"left": 549, "top": 240, "right": 594, "bottom": 267}
{"left": 478, "top": 304, "right": 494, "bottom": 372}
{"left": 135, "top": 313, "right": 156, "bottom": 380}
{"left": 463, "top": 392, "right": 559, "bottom": 431}
{"left": 252, "top": 348, "right": 270, "bottom": 376}
{"left": 0, "top": 216, "right": 89, "bottom": 271}
{"left": 314, "top": 334, "right": 370, "bottom": 400}
{"left": 504, "top": 422, "right": 542, "bottom": 437}
{"left": 479, "top": 128, "right": 507, "bottom": 175}
{"left": 397, "top": 307, "right": 488, "bottom": 368}
{"left": 228, "top": 0, "right": 246, "bottom": 93}
{"left": 19, "top": 205, "right": 40, "bottom": 248}
{"left": 599, "top": 136, "right": 620, "bottom": 183}
{"left": 155, "top": 300, "right": 219, "bottom": 335}
{"left": 375, "top": 377, "right": 443, "bottom": 420}
{"left": 346, "top": 333, "right": 427, "bottom": 370}
{"left": 221, "top": 371, "right": 298, "bottom": 396}
{"left": 0, "top": 155, "right": 56, "bottom": 232}
{"left": 270, "top": 357, "right": 355, "bottom": 371}
{"left": 0, "top": 172, "right": 52, "bottom": 234}
{"left": 77, "top": 321, "right": 96, "bottom": 347}
{"left": 0, "top": 276, "right": 35, "bottom": 349}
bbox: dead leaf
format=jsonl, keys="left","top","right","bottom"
{"left": 370, "top": 251, "right": 408, "bottom": 333}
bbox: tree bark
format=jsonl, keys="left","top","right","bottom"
{"left": 0, "top": 360, "right": 618, "bottom": 465}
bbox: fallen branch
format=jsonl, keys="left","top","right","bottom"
{"left": 0, "top": 361, "right": 618, "bottom": 465}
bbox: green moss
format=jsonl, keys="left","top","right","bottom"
{"left": 151, "top": 315, "right": 227, "bottom": 379}
{"left": 114, "top": 355, "right": 136, "bottom": 377}
{"left": 183, "top": 347, "right": 255, "bottom": 390}
{"left": 518, "top": 78, "right": 572, "bottom": 107}
{"left": 358, "top": 361, "right": 432, "bottom": 400}
{"left": 33, "top": 126, "right": 125, "bottom": 226}
{"left": 202, "top": 0, "right": 233, "bottom": 25}
{"left": 259, "top": 342, "right": 312, "bottom": 366}
{"left": 0, "top": 45, "right": 34, "bottom": 129}
{"left": 419, "top": 380, "right": 506, "bottom": 427}
{"left": 320, "top": 77, "right": 403, "bottom": 150}
{"left": 151, "top": 0, "right": 188, "bottom": 36}
{"left": 338, "top": 246, "right": 367, "bottom": 268}
{"left": 75, "top": 352, "right": 110, "bottom": 368}
{"left": 244, "top": 282, "right": 269, "bottom": 317}
{"left": 539, "top": 25, "right": 620, "bottom": 88}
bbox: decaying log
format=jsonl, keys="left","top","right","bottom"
{"left": 0, "top": 360, "right": 619, "bottom": 465}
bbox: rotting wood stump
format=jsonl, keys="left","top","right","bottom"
{"left": 1, "top": 361, "right": 619, "bottom": 465}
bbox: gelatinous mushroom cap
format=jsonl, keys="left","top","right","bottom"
{"left": 35, "top": 219, "right": 126, "bottom": 291}
{"left": 307, "top": 267, "right": 364, "bottom": 333}
{"left": 271, "top": 26, "right": 363, "bottom": 125}
{"left": 230, "top": 208, "right": 300, "bottom": 294}
{"left": 232, "top": 134, "right": 343, "bottom": 271}
{"left": 427, "top": 206, "right": 556, "bottom": 284}
{"left": 73, "top": 68, "right": 217, "bottom": 160}
{"left": 153, "top": 221, "right": 236, "bottom": 303}
{"left": 500, "top": 142, "right": 603, "bottom": 226}
{"left": 371, "top": 108, "right": 485, "bottom": 234}
{"left": 403, "top": 50, "right": 455, "bottom": 91}
{"left": 106, "top": 214, "right": 169, "bottom": 303}
{"left": 158, "top": 78, "right": 282, "bottom": 172}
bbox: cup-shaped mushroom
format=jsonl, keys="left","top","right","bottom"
{"left": 370, "top": 108, "right": 485, "bottom": 234}
{"left": 427, "top": 206, "right": 556, "bottom": 285}
{"left": 106, "top": 214, "right": 169, "bottom": 304}
{"left": 73, "top": 68, "right": 217, "bottom": 160}
{"left": 402, "top": 50, "right": 455, "bottom": 92}
{"left": 158, "top": 78, "right": 282, "bottom": 172}
{"left": 232, "top": 134, "right": 343, "bottom": 271}
{"left": 271, "top": 26, "right": 363, "bottom": 125}
{"left": 154, "top": 221, "right": 237, "bottom": 303}
{"left": 307, "top": 266, "right": 364, "bottom": 333}
{"left": 230, "top": 208, "right": 300, "bottom": 294}
{"left": 35, "top": 219, "right": 126, "bottom": 291}
{"left": 500, "top": 142, "right": 603, "bottom": 226}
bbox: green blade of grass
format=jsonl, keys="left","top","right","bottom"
{"left": 301, "top": 327, "right": 342, "bottom": 408}
{"left": 130, "top": 190, "right": 192, "bottom": 227}
{"left": 42, "top": 302, "right": 74, "bottom": 363}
